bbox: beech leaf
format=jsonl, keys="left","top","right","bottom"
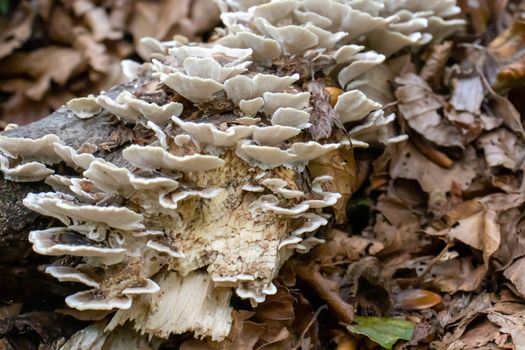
{"left": 346, "top": 316, "right": 415, "bottom": 349}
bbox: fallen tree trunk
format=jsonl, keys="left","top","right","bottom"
{"left": 0, "top": 80, "right": 141, "bottom": 263}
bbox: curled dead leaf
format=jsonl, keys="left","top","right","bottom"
{"left": 420, "top": 41, "right": 453, "bottom": 87}
{"left": 308, "top": 148, "right": 357, "bottom": 224}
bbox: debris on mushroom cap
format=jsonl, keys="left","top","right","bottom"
{"left": 15, "top": 0, "right": 465, "bottom": 342}
{"left": 234, "top": 116, "right": 261, "bottom": 125}
{"left": 122, "top": 279, "right": 161, "bottom": 295}
{"left": 66, "top": 96, "right": 102, "bottom": 119}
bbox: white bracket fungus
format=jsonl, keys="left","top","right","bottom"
{"left": 118, "top": 91, "right": 183, "bottom": 126}
{"left": 66, "top": 291, "right": 133, "bottom": 311}
{"left": 53, "top": 143, "right": 96, "bottom": 170}
{"left": 122, "top": 145, "right": 225, "bottom": 173}
{"left": 172, "top": 116, "right": 254, "bottom": 148}
{"left": 30, "top": 228, "right": 126, "bottom": 265}
{"left": 0, "top": 155, "right": 53, "bottom": 182}
{"left": 334, "top": 90, "right": 382, "bottom": 123}
{"left": 45, "top": 266, "right": 100, "bottom": 288}
{"left": 0, "top": 134, "right": 62, "bottom": 163}
{"left": 160, "top": 72, "right": 224, "bottom": 102}
{"left": 262, "top": 92, "right": 310, "bottom": 116}
{"left": 24, "top": 192, "right": 144, "bottom": 231}
{"left": 14, "top": 0, "right": 464, "bottom": 342}
{"left": 96, "top": 94, "right": 142, "bottom": 123}
{"left": 66, "top": 96, "right": 102, "bottom": 119}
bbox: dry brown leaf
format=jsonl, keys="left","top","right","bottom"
{"left": 73, "top": 27, "right": 113, "bottom": 74}
{"left": 489, "top": 19, "right": 525, "bottom": 91}
{"left": 83, "top": 6, "right": 122, "bottom": 41}
{"left": 0, "top": 0, "right": 220, "bottom": 124}
{"left": 47, "top": 4, "right": 75, "bottom": 45}
{"left": 450, "top": 75, "right": 485, "bottom": 114}
{"left": 493, "top": 208, "right": 525, "bottom": 270}
{"left": 420, "top": 256, "right": 486, "bottom": 293}
{"left": 0, "top": 2, "right": 35, "bottom": 59}
{"left": 458, "top": 0, "right": 508, "bottom": 36}
{"left": 188, "top": 0, "right": 221, "bottom": 34}
{"left": 0, "top": 46, "right": 84, "bottom": 100}
{"left": 478, "top": 128, "right": 525, "bottom": 169}
{"left": 420, "top": 41, "right": 453, "bottom": 87}
{"left": 130, "top": 0, "right": 190, "bottom": 53}
{"left": 390, "top": 142, "right": 477, "bottom": 193}
{"left": 504, "top": 257, "right": 525, "bottom": 299}
{"left": 487, "top": 312, "right": 525, "bottom": 348}
{"left": 395, "top": 74, "right": 466, "bottom": 148}
{"left": 0, "top": 92, "right": 53, "bottom": 125}
{"left": 427, "top": 200, "right": 500, "bottom": 267}
{"left": 456, "top": 320, "right": 504, "bottom": 349}
{"left": 226, "top": 311, "right": 265, "bottom": 350}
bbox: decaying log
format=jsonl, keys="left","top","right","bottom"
{"left": 0, "top": 80, "right": 145, "bottom": 262}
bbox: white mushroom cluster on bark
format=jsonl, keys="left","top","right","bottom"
{"left": 0, "top": 0, "right": 464, "bottom": 342}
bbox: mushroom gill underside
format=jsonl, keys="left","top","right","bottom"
{"left": 0, "top": 0, "right": 464, "bottom": 343}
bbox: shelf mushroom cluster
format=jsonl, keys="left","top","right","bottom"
{"left": 0, "top": 0, "right": 464, "bottom": 342}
